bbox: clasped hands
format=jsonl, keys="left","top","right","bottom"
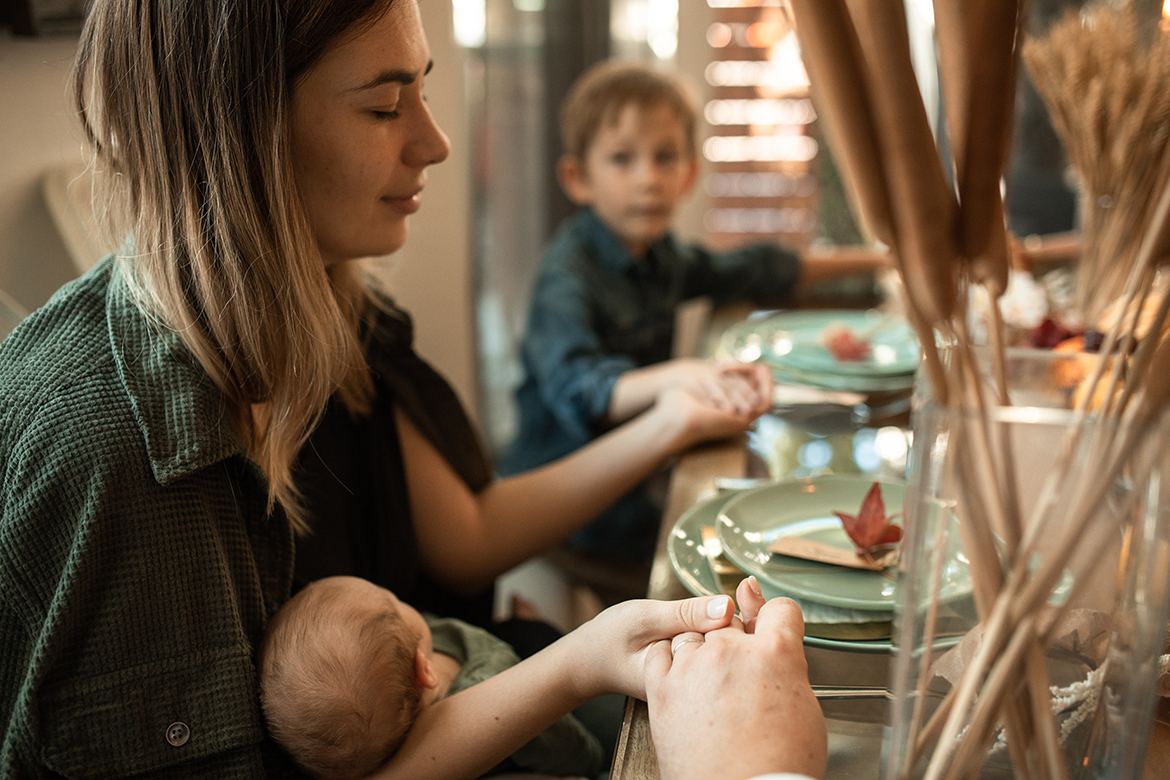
{"left": 644, "top": 577, "right": 828, "bottom": 780}
{"left": 661, "top": 358, "right": 773, "bottom": 420}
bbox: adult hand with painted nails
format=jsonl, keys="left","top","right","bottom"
{"left": 643, "top": 579, "right": 827, "bottom": 780}
{"left": 563, "top": 593, "right": 737, "bottom": 702}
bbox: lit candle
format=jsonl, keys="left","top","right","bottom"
{"left": 1162, "top": 0, "right": 1170, "bottom": 33}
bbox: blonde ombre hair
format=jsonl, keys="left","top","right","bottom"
{"left": 73, "top": 0, "right": 401, "bottom": 531}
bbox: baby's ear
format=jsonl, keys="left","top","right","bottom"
{"left": 557, "top": 155, "right": 592, "bottom": 205}
{"left": 414, "top": 649, "right": 438, "bottom": 690}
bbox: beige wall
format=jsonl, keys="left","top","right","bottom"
{"left": 0, "top": 30, "right": 88, "bottom": 312}
{"left": 367, "top": 0, "right": 477, "bottom": 418}
{"left": 674, "top": 2, "right": 715, "bottom": 248}
{"left": 0, "top": 2, "right": 478, "bottom": 415}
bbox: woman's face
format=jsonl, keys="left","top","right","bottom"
{"left": 290, "top": 0, "right": 450, "bottom": 265}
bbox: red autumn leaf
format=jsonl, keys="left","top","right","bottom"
{"left": 821, "top": 325, "right": 871, "bottom": 361}
{"left": 833, "top": 482, "right": 903, "bottom": 552}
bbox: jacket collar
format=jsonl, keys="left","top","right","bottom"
{"left": 106, "top": 260, "right": 245, "bottom": 486}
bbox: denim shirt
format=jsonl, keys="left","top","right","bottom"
{"left": 500, "top": 208, "right": 801, "bottom": 475}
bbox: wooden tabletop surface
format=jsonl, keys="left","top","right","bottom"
{"left": 606, "top": 301, "right": 1170, "bottom": 778}
{"left": 604, "top": 431, "right": 1170, "bottom": 780}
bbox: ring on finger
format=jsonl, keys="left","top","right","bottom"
{"left": 671, "top": 634, "right": 704, "bottom": 655}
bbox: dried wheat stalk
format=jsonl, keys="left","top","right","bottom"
{"left": 788, "top": 2, "right": 1170, "bottom": 778}
{"left": 1022, "top": 3, "right": 1170, "bottom": 324}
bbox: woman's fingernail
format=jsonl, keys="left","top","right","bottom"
{"left": 708, "top": 595, "right": 731, "bottom": 618}
{"left": 748, "top": 575, "right": 762, "bottom": 597}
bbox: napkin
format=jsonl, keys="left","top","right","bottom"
{"left": 773, "top": 385, "right": 866, "bottom": 407}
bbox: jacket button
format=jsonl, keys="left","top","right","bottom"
{"left": 166, "top": 722, "right": 191, "bottom": 747}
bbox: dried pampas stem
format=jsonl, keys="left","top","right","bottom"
{"left": 787, "top": 2, "right": 1170, "bottom": 777}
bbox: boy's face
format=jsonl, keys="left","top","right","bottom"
{"left": 561, "top": 102, "right": 697, "bottom": 258}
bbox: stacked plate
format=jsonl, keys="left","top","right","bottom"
{"left": 719, "top": 310, "right": 920, "bottom": 393}
{"left": 670, "top": 475, "right": 903, "bottom": 652}
{"left": 670, "top": 475, "right": 977, "bottom": 652}
{"left": 675, "top": 476, "right": 950, "bottom": 655}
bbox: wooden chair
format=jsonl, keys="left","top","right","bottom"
{"left": 41, "top": 165, "right": 115, "bottom": 275}
{"left": 0, "top": 286, "right": 28, "bottom": 340}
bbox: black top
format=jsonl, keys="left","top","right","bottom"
{"left": 293, "top": 296, "right": 496, "bottom": 624}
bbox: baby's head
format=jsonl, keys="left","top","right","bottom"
{"left": 259, "top": 576, "right": 436, "bottom": 780}
{"left": 558, "top": 60, "right": 700, "bottom": 257}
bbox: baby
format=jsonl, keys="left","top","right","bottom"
{"left": 259, "top": 576, "right": 603, "bottom": 780}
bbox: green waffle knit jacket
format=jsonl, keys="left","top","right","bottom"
{"left": 0, "top": 258, "right": 302, "bottom": 778}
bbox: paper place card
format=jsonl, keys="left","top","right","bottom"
{"left": 767, "top": 536, "right": 894, "bottom": 571}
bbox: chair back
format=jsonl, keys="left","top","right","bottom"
{"left": 0, "top": 287, "right": 28, "bottom": 341}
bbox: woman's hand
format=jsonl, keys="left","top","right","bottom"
{"left": 562, "top": 595, "right": 736, "bottom": 702}
{"left": 644, "top": 596, "right": 828, "bottom": 780}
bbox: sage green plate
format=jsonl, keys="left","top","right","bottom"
{"left": 717, "top": 476, "right": 910, "bottom": 612}
{"left": 768, "top": 365, "right": 916, "bottom": 393}
{"left": 668, "top": 490, "right": 896, "bottom": 652}
{"left": 720, "top": 310, "right": 920, "bottom": 378}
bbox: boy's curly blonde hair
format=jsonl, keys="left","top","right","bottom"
{"left": 560, "top": 60, "right": 699, "bottom": 162}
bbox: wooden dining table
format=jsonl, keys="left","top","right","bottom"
{"left": 606, "top": 304, "right": 1170, "bottom": 780}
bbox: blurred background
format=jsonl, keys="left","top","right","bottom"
{"left": 0, "top": 0, "right": 1101, "bottom": 457}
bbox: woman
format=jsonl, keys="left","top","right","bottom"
{"left": 0, "top": 0, "right": 823, "bottom": 777}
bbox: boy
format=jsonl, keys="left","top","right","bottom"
{"left": 502, "top": 61, "right": 869, "bottom": 560}
{"left": 259, "top": 576, "right": 603, "bottom": 780}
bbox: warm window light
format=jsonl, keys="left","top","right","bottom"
{"left": 707, "top": 0, "right": 777, "bottom": 7}
{"left": 707, "top": 22, "right": 733, "bottom": 48}
{"left": 704, "top": 98, "right": 815, "bottom": 126}
{"left": 702, "top": 206, "right": 814, "bottom": 235}
{"left": 703, "top": 134, "right": 817, "bottom": 163}
{"left": 704, "top": 60, "right": 809, "bottom": 90}
{"left": 451, "top": 0, "right": 486, "bottom": 47}
{"left": 613, "top": 0, "right": 678, "bottom": 60}
{"left": 647, "top": 0, "right": 679, "bottom": 59}
{"left": 745, "top": 20, "right": 784, "bottom": 48}
{"left": 705, "top": 172, "right": 816, "bottom": 198}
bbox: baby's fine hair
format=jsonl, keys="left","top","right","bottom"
{"left": 560, "top": 60, "right": 699, "bottom": 162}
{"left": 259, "top": 578, "right": 422, "bottom": 780}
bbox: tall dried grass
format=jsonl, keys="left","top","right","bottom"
{"left": 790, "top": 1, "right": 1170, "bottom": 776}
{"left": 1022, "top": 3, "right": 1170, "bottom": 324}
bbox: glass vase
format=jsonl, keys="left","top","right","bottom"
{"left": 884, "top": 349, "right": 1170, "bottom": 780}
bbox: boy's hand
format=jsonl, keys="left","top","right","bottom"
{"left": 712, "top": 360, "right": 774, "bottom": 417}
{"left": 655, "top": 364, "right": 772, "bottom": 451}
{"left": 607, "top": 358, "right": 773, "bottom": 424}
{"left": 652, "top": 379, "right": 767, "bottom": 452}
{"left": 660, "top": 359, "right": 773, "bottom": 418}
